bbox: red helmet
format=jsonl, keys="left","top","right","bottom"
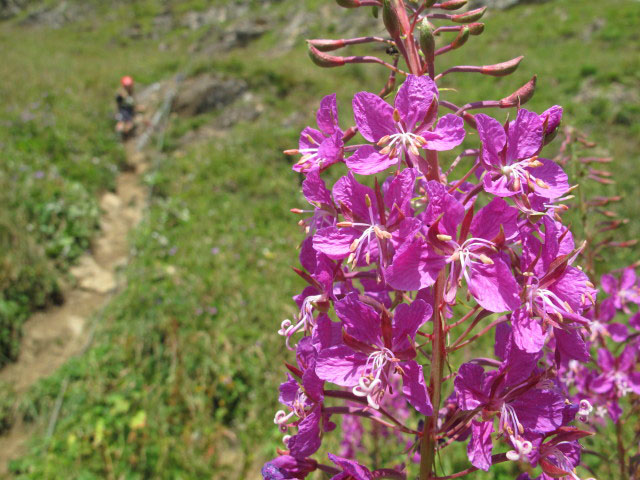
{"left": 121, "top": 76, "right": 134, "bottom": 87}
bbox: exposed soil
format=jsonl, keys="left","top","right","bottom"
{"left": 0, "top": 143, "right": 147, "bottom": 473}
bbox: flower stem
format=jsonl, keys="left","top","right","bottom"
{"left": 616, "top": 421, "right": 628, "bottom": 480}
{"left": 419, "top": 269, "right": 446, "bottom": 480}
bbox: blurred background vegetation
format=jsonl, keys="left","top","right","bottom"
{"left": 0, "top": 0, "right": 638, "bottom": 478}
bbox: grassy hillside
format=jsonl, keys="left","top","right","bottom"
{"left": 0, "top": 0, "right": 638, "bottom": 478}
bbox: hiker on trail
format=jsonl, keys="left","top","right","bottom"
{"left": 115, "top": 75, "right": 137, "bottom": 139}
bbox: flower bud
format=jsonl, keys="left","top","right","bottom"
{"left": 308, "top": 44, "right": 346, "bottom": 67}
{"left": 418, "top": 19, "right": 436, "bottom": 64}
{"left": 451, "top": 7, "right": 486, "bottom": 23}
{"left": 542, "top": 105, "right": 563, "bottom": 145}
{"left": 499, "top": 75, "right": 537, "bottom": 108}
{"left": 437, "top": 0, "right": 467, "bottom": 10}
{"left": 383, "top": 0, "right": 401, "bottom": 38}
{"left": 451, "top": 26, "right": 470, "bottom": 50}
{"left": 480, "top": 56, "right": 523, "bottom": 77}
{"left": 462, "top": 112, "right": 476, "bottom": 129}
{"left": 336, "top": 0, "right": 362, "bottom": 7}
{"left": 307, "top": 38, "right": 347, "bottom": 52}
{"left": 467, "top": 22, "right": 485, "bottom": 35}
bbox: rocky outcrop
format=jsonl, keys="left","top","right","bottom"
{"left": 0, "top": 0, "right": 27, "bottom": 19}
{"left": 172, "top": 74, "right": 248, "bottom": 117}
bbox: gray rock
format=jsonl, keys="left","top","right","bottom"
{"left": 172, "top": 74, "right": 248, "bottom": 117}
{"left": 219, "top": 18, "right": 268, "bottom": 49}
{"left": 20, "top": 1, "right": 92, "bottom": 28}
{"left": 0, "top": 0, "right": 27, "bottom": 20}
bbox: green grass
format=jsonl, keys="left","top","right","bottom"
{"left": 0, "top": 0, "right": 638, "bottom": 478}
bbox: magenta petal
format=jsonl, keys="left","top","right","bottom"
{"left": 423, "top": 114, "right": 465, "bottom": 151}
{"left": 511, "top": 389, "right": 564, "bottom": 433}
{"left": 313, "top": 314, "right": 343, "bottom": 351}
{"left": 346, "top": 145, "right": 398, "bottom": 175}
{"left": 555, "top": 328, "right": 590, "bottom": 362}
{"left": 600, "top": 273, "right": 617, "bottom": 294}
{"left": 392, "top": 299, "right": 431, "bottom": 352}
{"left": 384, "top": 237, "right": 445, "bottom": 291}
{"left": 263, "top": 455, "right": 317, "bottom": 478}
{"left": 394, "top": 74, "right": 438, "bottom": 130}
{"left": 607, "top": 322, "right": 628, "bottom": 342}
{"left": 590, "top": 374, "right": 613, "bottom": 394}
{"left": 352, "top": 91, "right": 395, "bottom": 142}
{"left": 332, "top": 172, "right": 377, "bottom": 222}
{"left": 630, "top": 312, "right": 640, "bottom": 330}
{"left": 316, "top": 93, "right": 340, "bottom": 135}
{"left": 511, "top": 309, "right": 546, "bottom": 353}
{"left": 390, "top": 217, "right": 422, "bottom": 250}
{"left": 423, "top": 180, "right": 465, "bottom": 237}
{"left": 288, "top": 407, "right": 322, "bottom": 458}
{"left": 551, "top": 266, "right": 591, "bottom": 312}
{"left": 468, "top": 261, "right": 520, "bottom": 313}
{"left": 317, "top": 131, "right": 344, "bottom": 164}
{"left": 454, "top": 363, "right": 486, "bottom": 410}
{"left": 313, "top": 226, "right": 359, "bottom": 260}
{"left": 384, "top": 168, "right": 418, "bottom": 216}
{"left": 279, "top": 375, "right": 300, "bottom": 407}
{"left": 482, "top": 171, "right": 515, "bottom": 197}
{"left": 302, "top": 367, "right": 324, "bottom": 403}
{"left": 628, "top": 372, "right": 640, "bottom": 395}
{"left": 471, "top": 197, "right": 519, "bottom": 241}
{"left": 334, "top": 293, "right": 382, "bottom": 346}
{"left": 299, "top": 237, "right": 317, "bottom": 273}
{"left": 400, "top": 360, "right": 433, "bottom": 416}
{"left": 467, "top": 420, "right": 493, "bottom": 472}
{"left": 303, "top": 168, "right": 332, "bottom": 205}
{"left": 597, "top": 348, "right": 614, "bottom": 371}
{"left": 620, "top": 267, "right": 637, "bottom": 290}
{"left": 328, "top": 454, "right": 373, "bottom": 480}
{"left": 299, "top": 126, "right": 325, "bottom": 151}
{"left": 525, "top": 158, "right": 569, "bottom": 199}
{"left": 475, "top": 113, "right": 506, "bottom": 168}
{"left": 507, "top": 108, "right": 544, "bottom": 161}
{"left": 316, "top": 345, "right": 367, "bottom": 387}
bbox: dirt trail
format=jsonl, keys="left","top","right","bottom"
{"left": 0, "top": 144, "right": 148, "bottom": 473}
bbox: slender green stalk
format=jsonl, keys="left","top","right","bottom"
{"left": 419, "top": 268, "right": 447, "bottom": 480}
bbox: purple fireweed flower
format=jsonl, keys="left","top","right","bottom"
{"left": 291, "top": 94, "right": 344, "bottom": 173}
{"left": 455, "top": 334, "right": 566, "bottom": 470}
{"left": 475, "top": 108, "right": 569, "bottom": 199}
{"left": 316, "top": 293, "right": 433, "bottom": 415}
{"left": 535, "top": 438, "right": 586, "bottom": 480}
{"left": 274, "top": 338, "right": 331, "bottom": 457}
{"left": 430, "top": 190, "right": 521, "bottom": 312}
{"left": 262, "top": 455, "right": 317, "bottom": 479}
{"left": 314, "top": 170, "right": 419, "bottom": 269}
{"left": 590, "top": 347, "right": 640, "bottom": 403}
{"left": 583, "top": 306, "right": 629, "bottom": 343}
{"left": 512, "top": 218, "right": 595, "bottom": 360}
{"left": 601, "top": 267, "right": 640, "bottom": 314}
{"left": 346, "top": 75, "right": 465, "bottom": 175}
{"left": 279, "top": 253, "right": 340, "bottom": 347}
{"left": 386, "top": 182, "right": 520, "bottom": 312}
